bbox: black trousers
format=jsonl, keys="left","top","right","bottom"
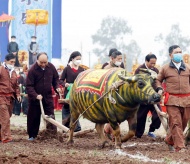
{"left": 22, "top": 97, "right": 28, "bottom": 115}
{"left": 13, "top": 100, "right": 21, "bottom": 115}
{"left": 14, "top": 53, "right": 20, "bottom": 67}
{"left": 62, "top": 103, "right": 81, "bottom": 132}
{"left": 27, "top": 100, "right": 56, "bottom": 138}
{"left": 135, "top": 104, "right": 161, "bottom": 137}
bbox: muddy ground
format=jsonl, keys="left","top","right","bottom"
{"left": 1, "top": 116, "right": 190, "bottom": 164}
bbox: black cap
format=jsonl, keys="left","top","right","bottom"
{"left": 11, "top": 36, "right": 16, "bottom": 38}
{"left": 109, "top": 48, "right": 117, "bottom": 56}
{"left": 31, "top": 36, "right": 37, "bottom": 39}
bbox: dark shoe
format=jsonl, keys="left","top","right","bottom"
{"left": 74, "top": 127, "right": 81, "bottom": 132}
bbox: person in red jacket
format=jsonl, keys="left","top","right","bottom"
{"left": 0, "top": 53, "right": 21, "bottom": 143}
{"left": 156, "top": 45, "right": 190, "bottom": 152}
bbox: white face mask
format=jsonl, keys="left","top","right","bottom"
{"left": 31, "top": 39, "right": 36, "bottom": 42}
{"left": 73, "top": 59, "right": 81, "bottom": 66}
{"left": 6, "top": 64, "right": 14, "bottom": 70}
{"left": 115, "top": 61, "right": 122, "bottom": 66}
{"left": 58, "top": 72, "right": 62, "bottom": 76}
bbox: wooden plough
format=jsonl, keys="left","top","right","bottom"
{"left": 154, "top": 104, "right": 169, "bottom": 133}
{"left": 39, "top": 100, "right": 94, "bottom": 137}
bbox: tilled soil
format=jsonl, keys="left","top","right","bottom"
{"left": 1, "top": 127, "right": 190, "bottom": 164}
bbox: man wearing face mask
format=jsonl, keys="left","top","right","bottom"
{"left": 57, "top": 67, "right": 63, "bottom": 79}
{"left": 102, "top": 48, "right": 125, "bottom": 69}
{"left": 103, "top": 50, "right": 123, "bottom": 69}
{"left": 60, "top": 51, "right": 85, "bottom": 132}
{"left": 7, "top": 36, "right": 20, "bottom": 67}
{"left": 28, "top": 36, "right": 39, "bottom": 67}
{"left": 26, "top": 52, "right": 61, "bottom": 141}
{"left": 156, "top": 45, "right": 190, "bottom": 152}
{"left": 134, "top": 53, "right": 161, "bottom": 139}
{"left": 0, "top": 53, "right": 21, "bottom": 143}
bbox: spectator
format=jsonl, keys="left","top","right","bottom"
{"left": 28, "top": 36, "right": 39, "bottom": 67}
{"left": 12, "top": 67, "right": 24, "bottom": 116}
{"left": 7, "top": 36, "right": 20, "bottom": 67}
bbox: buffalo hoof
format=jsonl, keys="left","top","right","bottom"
{"left": 99, "top": 141, "right": 110, "bottom": 149}
{"left": 67, "top": 139, "right": 74, "bottom": 145}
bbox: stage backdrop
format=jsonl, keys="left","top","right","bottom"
{"left": 52, "top": 0, "right": 62, "bottom": 59}
{"left": 0, "top": 0, "right": 9, "bottom": 62}
{"left": 11, "top": 0, "right": 52, "bottom": 61}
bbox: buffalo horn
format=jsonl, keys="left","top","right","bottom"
{"left": 118, "top": 74, "right": 138, "bottom": 83}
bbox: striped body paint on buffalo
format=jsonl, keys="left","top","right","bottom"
{"left": 67, "top": 68, "right": 161, "bottom": 148}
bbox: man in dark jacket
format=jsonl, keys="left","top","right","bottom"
{"left": 135, "top": 53, "right": 161, "bottom": 139}
{"left": 26, "top": 52, "right": 60, "bottom": 141}
{"left": 7, "top": 36, "right": 20, "bottom": 67}
{"left": 28, "top": 36, "right": 39, "bottom": 67}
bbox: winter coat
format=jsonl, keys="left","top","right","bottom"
{"left": 156, "top": 60, "right": 190, "bottom": 107}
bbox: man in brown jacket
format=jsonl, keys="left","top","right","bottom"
{"left": 103, "top": 50, "right": 123, "bottom": 69}
{"left": 102, "top": 48, "right": 125, "bottom": 69}
{"left": 0, "top": 53, "right": 21, "bottom": 143}
{"left": 156, "top": 45, "right": 190, "bottom": 152}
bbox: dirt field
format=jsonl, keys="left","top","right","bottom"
{"left": 1, "top": 113, "right": 190, "bottom": 164}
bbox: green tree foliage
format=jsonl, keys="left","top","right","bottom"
{"left": 92, "top": 16, "right": 141, "bottom": 71}
{"left": 155, "top": 24, "right": 190, "bottom": 63}
{"left": 125, "top": 40, "right": 142, "bottom": 71}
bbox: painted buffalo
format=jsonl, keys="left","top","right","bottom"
{"left": 67, "top": 68, "right": 161, "bottom": 148}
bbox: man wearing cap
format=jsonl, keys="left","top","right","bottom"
{"left": 28, "top": 36, "right": 39, "bottom": 67}
{"left": 7, "top": 36, "right": 20, "bottom": 67}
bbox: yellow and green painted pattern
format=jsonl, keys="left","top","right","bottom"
{"left": 70, "top": 68, "right": 157, "bottom": 130}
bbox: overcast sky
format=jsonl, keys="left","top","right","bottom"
{"left": 61, "top": 0, "right": 190, "bottom": 66}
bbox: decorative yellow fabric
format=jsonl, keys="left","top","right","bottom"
{"left": 26, "top": 9, "right": 48, "bottom": 25}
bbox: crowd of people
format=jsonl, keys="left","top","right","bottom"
{"left": 0, "top": 44, "right": 189, "bottom": 153}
